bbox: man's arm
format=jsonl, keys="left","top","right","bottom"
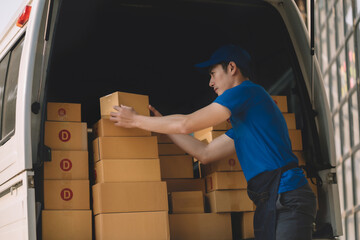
{"left": 167, "top": 132, "right": 236, "bottom": 165}
{"left": 109, "top": 102, "right": 231, "bottom": 135}
{"left": 147, "top": 104, "right": 235, "bottom": 164}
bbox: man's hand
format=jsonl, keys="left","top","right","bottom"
{"left": 149, "top": 105, "right": 163, "bottom": 117}
{"left": 109, "top": 105, "right": 138, "bottom": 128}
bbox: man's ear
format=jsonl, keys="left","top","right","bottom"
{"left": 228, "top": 61, "right": 237, "bottom": 75}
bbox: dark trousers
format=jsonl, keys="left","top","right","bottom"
{"left": 275, "top": 183, "right": 317, "bottom": 240}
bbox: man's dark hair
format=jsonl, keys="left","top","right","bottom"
{"left": 208, "top": 61, "right": 251, "bottom": 79}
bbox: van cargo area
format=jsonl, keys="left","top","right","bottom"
{"left": 35, "top": 0, "right": 336, "bottom": 239}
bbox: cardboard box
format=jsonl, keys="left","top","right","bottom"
{"left": 283, "top": 113, "right": 296, "bottom": 129}
{"left": 95, "top": 211, "right": 170, "bottom": 240}
{"left": 213, "top": 120, "right": 232, "bottom": 130}
{"left": 202, "top": 153, "right": 241, "bottom": 176}
{"left": 293, "top": 151, "right": 305, "bottom": 166}
{"left": 47, "top": 102, "right": 81, "bottom": 122}
{"left": 271, "top": 96, "right": 288, "bottom": 112}
{"left": 100, "top": 91, "right": 150, "bottom": 119}
{"left": 95, "top": 159, "right": 161, "bottom": 183}
{"left": 241, "top": 212, "right": 255, "bottom": 239}
{"left": 158, "top": 143, "right": 186, "bottom": 155}
{"left": 159, "top": 155, "right": 194, "bottom": 179}
{"left": 170, "top": 191, "right": 204, "bottom": 214}
{"left": 206, "top": 190, "right": 255, "bottom": 213}
{"left": 93, "top": 136, "right": 158, "bottom": 161}
{"left": 44, "top": 150, "right": 89, "bottom": 180}
{"left": 194, "top": 130, "right": 225, "bottom": 143}
{"left": 93, "top": 118, "right": 151, "bottom": 137}
{"left": 289, "top": 129, "right": 303, "bottom": 151}
{"left": 92, "top": 181, "right": 168, "bottom": 215}
{"left": 42, "top": 210, "right": 92, "bottom": 240}
{"left": 205, "top": 171, "right": 247, "bottom": 192}
{"left": 164, "top": 178, "right": 206, "bottom": 194}
{"left": 45, "top": 121, "right": 88, "bottom": 151}
{"left": 152, "top": 132, "right": 172, "bottom": 143}
{"left": 169, "top": 213, "right": 232, "bottom": 240}
{"left": 44, "top": 180, "right": 90, "bottom": 210}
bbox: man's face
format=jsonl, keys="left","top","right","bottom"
{"left": 208, "top": 64, "right": 233, "bottom": 96}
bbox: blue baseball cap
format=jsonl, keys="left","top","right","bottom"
{"left": 195, "top": 44, "right": 251, "bottom": 73}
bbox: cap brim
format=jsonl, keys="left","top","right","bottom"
{"left": 194, "top": 58, "right": 220, "bottom": 68}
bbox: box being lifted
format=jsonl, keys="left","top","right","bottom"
{"left": 100, "top": 91, "right": 150, "bottom": 119}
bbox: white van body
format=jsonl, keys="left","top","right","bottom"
{"left": 0, "top": 0, "right": 342, "bottom": 239}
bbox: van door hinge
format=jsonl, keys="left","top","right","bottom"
{"left": 327, "top": 172, "right": 337, "bottom": 184}
{"left": 28, "top": 175, "right": 35, "bottom": 188}
{"left": 0, "top": 181, "right": 23, "bottom": 198}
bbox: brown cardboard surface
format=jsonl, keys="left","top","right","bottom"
{"left": 271, "top": 96, "right": 288, "bottom": 112}
{"left": 42, "top": 210, "right": 92, "bottom": 240}
{"left": 44, "top": 180, "right": 90, "bottom": 210}
{"left": 164, "top": 178, "right": 206, "bottom": 194}
{"left": 194, "top": 130, "right": 226, "bottom": 143}
{"left": 100, "top": 91, "right": 150, "bottom": 118}
{"left": 289, "top": 129, "right": 303, "bottom": 150}
{"left": 206, "top": 190, "right": 255, "bottom": 213}
{"left": 95, "top": 159, "right": 161, "bottom": 183}
{"left": 44, "top": 150, "right": 89, "bottom": 180}
{"left": 293, "top": 151, "right": 305, "bottom": 166}
{"left": 213, "top": 120, "right": 232, "bottom": 130}
{"left": 241, "top": 212, "right": 255, "bottom": 239}
{"left": 45, "top": 121, "right": 88, "bottom": 151}
{"left": 92, "top": 181, "right": 168, "bottom": 215}
{"left": 47, "top": 102, "right": 81, "bottom": 122}
{"left": 202, "top": 153, "right": 241, "bottom": 176}
{"left": 205, "top": 171, "right": 247, "bottom": 192}
{"left": 158, "top": 143, "right": 186, "bottom": 155}
{"left": 93, "top": 136, "right": 158, "bottom": 161}
{"left": 169, "top": 213, "right": 232, "bottom": 240}
{"left": 152, "top": 132, "right": 173, "bottom": 143}
{"left": 170, "top": 191, "right": 204, "bottom": 214}
{"left": 95, "top": 211, "right": 170, "bottom": 240}
{"left": 159, "top": 155, "right": 194, "bottom": 179}
{"left": 93, "top": 118, "right": 151, "bottom": 137}
{"left": 283, "top": 113, "right": 296, "bottom": 129}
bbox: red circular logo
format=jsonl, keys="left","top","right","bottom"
{"left": 60, "top": 188, "right": 73, "bottom": 201}
{"left": 59, "top": 130, "right": 71, "bottom": 142}
{"left": 60, "top": 159, "right": 72, "bottom": 171}
{"left": 228, "top": 158, "right": 236, "bottom": 166}
{"left": 58, "top": 108, "right": 66, "bottom": 117}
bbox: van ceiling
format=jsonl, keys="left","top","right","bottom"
{"left": 47, "top": 0, "right": 298, "bottom": 126}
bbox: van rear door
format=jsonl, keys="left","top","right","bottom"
{"left": 0, "top": 0, "right": 47, "bottom": 238}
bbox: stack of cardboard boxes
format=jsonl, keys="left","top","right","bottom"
{"left": 272, "top": 96, "right": 319, "bottom": 210}
{"left": 155, "top": 133, "right": 233, "bottom": 239}
{"left": 42, "top": 102, "right": 92, "bottom": 240}
{"left": 92, "top": 91, "right": 170, "bottom": 240}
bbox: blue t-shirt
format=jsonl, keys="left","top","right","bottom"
{"left": 214, "top": 80, "right": 307, "bottom": 193}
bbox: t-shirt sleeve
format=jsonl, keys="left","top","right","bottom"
{"left": 213, "top": 84, "right": 252, "bottom": 115}
{"left": 225, "top": 128, "right": 234, "bottom": 139}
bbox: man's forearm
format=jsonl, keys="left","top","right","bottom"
{"left": 165, "top": 133, "right": 208, "bottom": 163}
{"left": 135, "top": 114, "right": 191, "bottom": 134}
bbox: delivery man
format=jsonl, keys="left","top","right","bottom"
{"left": 110, "top": 44, "right": 317, "bottom": 240}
